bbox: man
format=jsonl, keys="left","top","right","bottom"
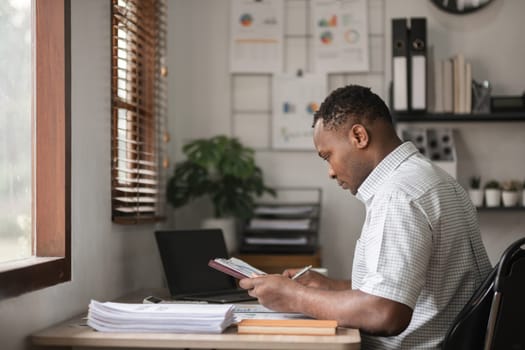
{"left": 239, "top": 85, "right": 492, "bottom": 349}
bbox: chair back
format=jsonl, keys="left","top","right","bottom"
{"left": 484, "top": 237, "right": 525, "bottom": 350}
{"left": 442, "top": 237, "right": 525, "bottom": 350}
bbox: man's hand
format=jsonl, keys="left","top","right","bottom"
{"left": 239, "top": 274, "right": 305, "bottom": 312}
{"left": 283, "top": 268, "right": 351, "bottom": 290}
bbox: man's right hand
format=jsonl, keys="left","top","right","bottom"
{"left": 282, "top": 268, "right": 331, "bottom": 289}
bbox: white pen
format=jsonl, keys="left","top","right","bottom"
{"left": 291, "top": 265, "right": 312, "bottom": 280}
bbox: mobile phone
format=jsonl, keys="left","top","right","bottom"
{"left": 143, "top": 295, "right": 164, "bottom": 304}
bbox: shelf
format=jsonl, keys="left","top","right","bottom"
{"left": 476, "top": 206, "right": 525, "bottom": 212}
{"left": 394, "top": 112, "right": 525, "bottom": 123}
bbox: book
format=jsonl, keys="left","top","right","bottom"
{"left": 452, "top": 53, "right": 465, "bottom": 113}
{"left": 237, "top": 319, "right": 338, "bottom": 335}
{"left": 465, "top": 61, "right": 472, "bottom": 113}
{"left": 208, "top": 257, "right": 267, "bottom": 279}
{"left": 442, "top": 59, "right": 453, "bottom": 113}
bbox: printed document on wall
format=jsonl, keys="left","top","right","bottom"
{"left": 312, "top": 0, "right": 369, "bottom": 73}
{"left": 272, "top": 74, "right": 327, "bottom": 150}
{"left": 230, "top": 0, "right": 283, "bottom": 73}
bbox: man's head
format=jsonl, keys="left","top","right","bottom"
{"left": 312, "top": 85, "right": 400, "bottom": 195}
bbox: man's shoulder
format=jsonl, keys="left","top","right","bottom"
{"left": 378, "top": 154, "right": 463, "bottom": 206}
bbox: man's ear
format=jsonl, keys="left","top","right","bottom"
{"left": 348, "top": 124, "right": 369, "bottom": 149}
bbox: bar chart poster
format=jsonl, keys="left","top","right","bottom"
{"left": 312, "top": 0, "right": 369, "bottom": 73}
{"left": 272, "top": 74, "right": 327, "bottom": 150}
{"left": 230, "top": 0, "right": 284, "bottom": 73}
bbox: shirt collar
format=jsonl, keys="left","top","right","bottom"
{"left": 356, "top": 141, "right": 418, "bottom": 203}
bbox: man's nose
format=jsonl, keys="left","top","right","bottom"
{"left": 328, "top": 165, "right": 336, "bottom": 179}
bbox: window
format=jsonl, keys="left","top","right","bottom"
{"left": 0, "top": 0, "right": 71, "bottom": 298}
{"left": 111, "top": 0, "right": 168, "bottom": 224}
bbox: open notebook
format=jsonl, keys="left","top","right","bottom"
{"left": 154, "top": 229, "right": 256, "bottom": 303}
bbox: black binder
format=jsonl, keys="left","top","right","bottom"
{"left": 409, "top": 17, "right": 427, "bottom": 111}
{"left": 392, "top": 19, "right": 409, "bottom": 112}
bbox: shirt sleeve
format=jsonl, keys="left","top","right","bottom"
{"left": 358, "top": 190, "right": 433, "bottom": 309}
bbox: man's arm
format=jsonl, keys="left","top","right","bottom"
{"left": 294, "top": 283, "right": 412, "bottom": 336}
{"left": 240, "top": 274, "right": 412, "bottom": 336}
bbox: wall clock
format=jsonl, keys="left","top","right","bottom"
{"left": 430, "top": 0, "right": 493, "bottom": 15}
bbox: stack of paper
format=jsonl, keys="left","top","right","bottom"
{"left": 248, "top": 218, "right": 311, "bottom": 230}
{"left": 87, "top": 300, "right": 234, "bottom": 334}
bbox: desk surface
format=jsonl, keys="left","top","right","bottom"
{"left": 31, "top": 290, "right": 360, "bottom": 350}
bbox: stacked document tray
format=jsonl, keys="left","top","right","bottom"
{"left": 240, "top": 188, "right": 321, "bottom": 254}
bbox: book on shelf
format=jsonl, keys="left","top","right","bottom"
{"left": 453, "top": 53, "right": 465, "bottom": 114}
{"left": 442, "top": 59, "right": 453, "bottom": 113}
{"left": 87, "top": 300, "right": 234, "bottom": 334}
{"left": 237, "top": 319, "right": 338, "bottom": 335}
{"left": 465, "top": 62, "right": 472, "bottom": 113}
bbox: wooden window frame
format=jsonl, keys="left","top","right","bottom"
{"left": 0, "top": 0, "right": 71, "bottom": 299}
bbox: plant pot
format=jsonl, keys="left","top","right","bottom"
{"left": 484, "top": 189, "right": 501, "bottom": 207}
{"left": 501, "top": 191, "right": 519, "bottom": 207}
{"left": 201, "top": 217, "right": 238, "bottom": 254}
{"left": 468, "top": 189, "right": 484, "bottom": 207}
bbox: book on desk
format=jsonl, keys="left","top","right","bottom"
{"left": 237, "top": 319, "right": 338, "bottom": 335}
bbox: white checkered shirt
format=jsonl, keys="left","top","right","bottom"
{"left": 353, "top": 142, "right": 492, "bottom": 350}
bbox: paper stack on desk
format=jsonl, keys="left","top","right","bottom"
{"left": 87, "top": 300, "right": 234, "bottom": 333}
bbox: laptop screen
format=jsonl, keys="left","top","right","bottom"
{"left": 155, "top": 229, "right": 237, "bottom": 296}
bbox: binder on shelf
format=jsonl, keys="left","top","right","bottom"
{"left": 392, "top": 18, "right": 409, "bottom": 112}
{"left": 409, "top": 17, "right": 427, "bottom": 111}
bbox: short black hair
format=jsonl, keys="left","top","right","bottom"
{"left": 313, "top": 85, "right": 392, "bottom": 130}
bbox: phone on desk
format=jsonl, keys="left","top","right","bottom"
{"left": 143, "top": 295, "right": 164, "bottom": 304}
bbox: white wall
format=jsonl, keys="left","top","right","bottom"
{"left": 0, "top": 1, "right": 164, "bottom": 349}
{"left": 1, "top": 1, "right": 523, "bottom": 348}
{"left": 169, "top": 0, "right": 525, "bottom": 280}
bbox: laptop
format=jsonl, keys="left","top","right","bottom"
{"left": 154, "top": 229, "right": 256, "bottom": 303}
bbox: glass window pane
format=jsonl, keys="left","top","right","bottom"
{"left": 0, "top": 0, "right": 33, "bottom": 263}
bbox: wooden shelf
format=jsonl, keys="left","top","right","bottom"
{"left": 476, "top": 206, "right": 525, "bottom": 212}
{"left": 394, "top": 112, "right": 525, "bottom": 123}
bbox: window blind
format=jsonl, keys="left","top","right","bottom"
{"left": 111, "top": 0, "right": 168, "bottom": 224}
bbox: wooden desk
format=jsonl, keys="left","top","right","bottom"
{"left": 31, "top": 314, "right": 360, "bottom": 349}
{"left": 31, "top": 289, "right": 360, "bottom": 350}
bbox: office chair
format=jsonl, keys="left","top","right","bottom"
{"left": 442, "top": 237, "right": 525, "bottom": 350}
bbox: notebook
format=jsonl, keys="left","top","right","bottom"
{"left": 154, "top": 229, "right": 256, "bottom": 303}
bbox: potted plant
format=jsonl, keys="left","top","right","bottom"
{"left": 468, "top": 176, "right": 483, "bottom": 207}
{"left": 501, "top": 180, "right": 520, "bottom": 207}
{"left": 484, "top": 180, "right": 501, "bottom": 208}
{"left": 166, "top": 135, "right": 275, "bottom": 253}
